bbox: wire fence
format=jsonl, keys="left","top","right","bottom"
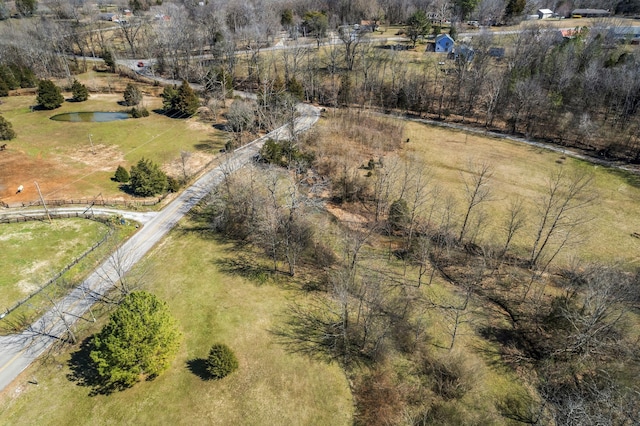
{"left": 1, "top": 221, "right": 114, "bottom": 317}
{"left": 7, "top": 195, "right": 167, "bottom": 209}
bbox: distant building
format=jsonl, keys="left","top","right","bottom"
{"left": 610, "top": 27, "right": 640, "bottom": 43}
{"left": 538, "top": 9, "right": 554, "bottom": 19}
{"left": 488, "top": 47, "right": 505, "bottom": 58}
{"left": 452, "top": 45, "right": 474, "bottom": 61}
{"left": 435, "top": 34, "right": 455, "bottom": 53}
{"left": 571, "top": 9, "right": 610, "bottom": 18}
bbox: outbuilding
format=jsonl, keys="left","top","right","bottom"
{"left": 538, "top": 9, "right": 554, "bottom": 19}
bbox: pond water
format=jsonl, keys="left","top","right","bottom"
{"left": 50, "top": 112, "right": 131, "bottom": 122}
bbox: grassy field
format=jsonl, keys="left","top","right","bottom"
{"left": 0, "top": 219, "right": 110, "bottom": 313}
{"left": 0, "top": 225, "right": 353, "bottom": 425}
{"left": 0, "top": 81, "right": 227, "bottom": 204}
{"left": 403, "top": 121, "right": 640, "bottom": 267}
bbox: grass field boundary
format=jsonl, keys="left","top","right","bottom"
{"left": 4, "top": 195, "right": 167, "bottom": 210}
{"left": 1, "top": 222, "right": 113, "bottom": 317}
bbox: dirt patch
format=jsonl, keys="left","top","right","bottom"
{"left": 162, "top": 151, "right": 216, "bottom": 179}
{"left": 65, "top": 144, "right": 125, "bottom": 171}
{"left": 325, "top": 202, "right": 369, "bottom": 229}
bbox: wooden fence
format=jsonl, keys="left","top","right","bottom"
{"left": 1, "top": 225, "right": 114, "bottom": 317}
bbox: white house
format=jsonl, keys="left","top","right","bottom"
{"left": 538, "top": 9, "right": 554, "bottom": 19}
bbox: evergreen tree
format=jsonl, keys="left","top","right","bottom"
{"left": 123, "top": 83, "right": 142, "bottom": 106}
{"left": 129, "top": 158, "right": 168, "bottom": 196}
{"left": 406, "top": 10, "right": 430, "bottom": 47}
{"left": 15, "top": 0, "right": 36, "bottom": 16}
{"left": 71, "top": 79, "right": 89, "bottom": 102}
{"left": 0, "top": 115, "right": 16, "bottom": 140}
{"left": 90, "top": 291, "right": 181, "bottom": 390}
{"left": 0, "top": 65, "right": 18, "bottom": 90}
{"left": 206, "top": 343, "right": 239, "bottom": 379}
{"left": 114, "top": 165, "right": 130, "bottom": 183}
{"left": 161, "top": 84, "right": 178, "bottom": 113}
{"left": 36, "top": 79, "right": 64, "bottom": 110}
{"left": 102, "top": 49, "right": 116, "bottom": 71}
{"left": 175, "top": 80, "right": 200, "bottom": 117}
{"left": 0, "top": 78, "right": 8, "bottom": 97}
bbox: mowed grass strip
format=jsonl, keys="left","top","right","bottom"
{"left": 0, "top": 92, "right": 226, "bottom": 201}
{"left": 0, "top": 226, "right": 353, "bottom": 426}
{"left": 0, "top": 219, "right": 110, "bottom": 312}
{"left": 403, "top": 121, "right": 640, "bottom": 266}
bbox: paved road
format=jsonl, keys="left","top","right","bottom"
{"left": 0, "top": 103, "right": 320, "bottom": 392}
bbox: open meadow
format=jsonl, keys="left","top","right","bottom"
{"left": 0, "top": 80, "right": 227, "bottom": 206}
{"left": 0, "top": 224, "right": 353, "bottom": 425}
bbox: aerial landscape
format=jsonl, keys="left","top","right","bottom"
{"left": 0, "top": 0, "right": 640, "bottom": 424}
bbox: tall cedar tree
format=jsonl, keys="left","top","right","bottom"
{"left": 71, "top": 79, "right": 89, "bottom": 102}
{"left": 129, "top": 158, "right": 168, "bottom": 196}
{"left": 90, "top": 291, "right": 181, "bottom": 389}
{"left": 175, "top": 80, "right": 200, "bottom": 117}
{"left": 123, "top": 83, "right": 142, "bottom": 106}
{"left": 0, "top": 115, "right": 16, "bottom": 140}
{"left": 36, "top": 79, "right": 64, "bottom": 110}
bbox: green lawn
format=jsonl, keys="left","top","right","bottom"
{"left": 0, "top": 226, "right": 353, "bottom": 425}
{"left": 0, "top": 219, "right": 110, "bottom": 313}
{"left": 0, "top": 90, "right": 227, "bottom": 201}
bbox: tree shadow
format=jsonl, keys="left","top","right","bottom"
{"left": 66, "top": 337, "right": 120, "bottom": 396}
{"left": 186, "top": 358, "right": 212, "bottom": 381}
{"left": 213, "top": 255, "right": 274, "bottom": 286}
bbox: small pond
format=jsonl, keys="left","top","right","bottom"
{"left": 50, "top": 112, "right": 131, "bottom": 122}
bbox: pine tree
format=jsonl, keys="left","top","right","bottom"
{"left": 129, "top": 158, "right": 168, "bottom": 196}
{"left": 90, "top": 291, "right": 181, "bottom": 390}
{"left": 206, "top": 343, "right": 239, "bottom": 379}
{"left": 36, "top": 79, "right": 64, "bottom": 110}
{"left": 175, "top": 80, "right": 200, "bottom": 117}
{"left": 71, "top": 79, "right": 89, "bottom": 102}
{"left": 114, "top": 165, "right": 130, "bottom": 182}
{"left": 0, "top": 115, "right": 16, "bottom": 140}
{"left": 123, "top": 83, "right": 142, "bottom": 106}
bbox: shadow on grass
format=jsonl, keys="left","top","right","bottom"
{"left": 186, "top": 358, "right": 212, "bottom": 381}
{"left": 67, "top": 337, "right": 124, "bottom": 396}
{"left": 213, "top": 255, "right": 274, "bottom": 286}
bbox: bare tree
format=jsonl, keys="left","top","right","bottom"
{"left": 458, "top": 161, "right": 492, "bottom": 244}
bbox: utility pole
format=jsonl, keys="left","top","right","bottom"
{"left": 34, "top": 181, "right": 52, "bottom": 223}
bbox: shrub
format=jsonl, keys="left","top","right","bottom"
{"left": 71, "top": 79, "right": 89, "bottom": 102}
{"left": 36, "top": 79, "right": 64, "bottom": 110}
{"left": 206, "top": 343, "right": 239, "bottom": 379}
{"left": 123, "top": 83, "right": 142, "bottom": 106}
{"left": 167, "top": 176, "right": 180, "bottom": 192}
{"left": 0, "top": 115, "right": 16, "bottom": 140}
{"left": 114, "top": 165, "right": 130, "bottom": 183}
{"left": 130, "top": 106, "right": 149, "bottom": 118}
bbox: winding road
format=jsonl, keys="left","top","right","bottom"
{"left": 0, "top": 102, "right": 320, "bottom": 392}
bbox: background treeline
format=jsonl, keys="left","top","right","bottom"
{"left": 3, "top": 0, "right": 640, "bottom": 162}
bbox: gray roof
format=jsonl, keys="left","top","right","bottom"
{"left": 572, "top": 9, "right": 610, "bottom": 15}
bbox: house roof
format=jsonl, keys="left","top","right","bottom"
{"left": 572, "top": 9, "right": 610, "bottom": 15}
{"left": 435, "top": 34, "right": 454, "bottom": 43}
{"left": 538, "top": 9, "right": 553, "bottom": 14}
{"left": 611, "top": 27, "right": 640, "bottom": 36}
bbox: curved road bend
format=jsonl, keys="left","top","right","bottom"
{"left": 0, "top": 102, "right": 320, "bottom": 392}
